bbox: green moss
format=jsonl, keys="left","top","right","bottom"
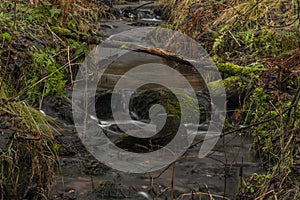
{"left": 1, "top": 32, "right": 11, "bottom": 41}
{"left": 217, "top": 62, "right": 266, "bottom": 77}
{"left": 208, "top": 79, "right": 224, "bottom": 95}
{"left": 50, "top": 26, "right": 79, "bottom": 39}
{"left": 67, "top": 38, "right": 88, "bottom": 56}
{"left": 208, "top": 76, "right": 245, "bottom": 95}
{"left": 50, "top": 26, "right": 71, "bottom": 34}
{"left": 134, "top": 88, "right": 207, "bottom": 123}
{"left": 213, "top": 23, "right": 300, "bottom": 63}
{"left": 164, "top": 91, "right": 206, "bottom": 122}
{"left": 27, "top": 47, "right": 67, "bottom": 104}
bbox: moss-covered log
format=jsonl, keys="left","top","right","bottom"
{"left": 50, "top": 26, "right": 102, "bottom": 44}
{"left": 217, "top": 62, "right": 266, "bottom": 77}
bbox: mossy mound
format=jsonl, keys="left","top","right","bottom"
{"left": 129, "top": 88, "right": 208, "bottom": 123}
{"left": 95, "top": 87, "right": 209, "bottom": 152}
{"left": 236, "top": 86, "right": 300, "bottom": 199}
{"left": 0, "top": 1, "right": 104, "bottom": 105}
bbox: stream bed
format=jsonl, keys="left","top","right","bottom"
{"left": 49, "top": 125, "right": 264, "bottom": 200}
{"left": 49, "top": 1, "right": 265, "bottom": 199}
{"left": 49, "top": 106, "right": 265, "bottom": 199}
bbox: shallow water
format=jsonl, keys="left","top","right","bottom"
{"left": 50, "top": 1, "right": 264, "bottom": 199}
{"left": 50, "top": 129, "right": 264, "bottom": 199}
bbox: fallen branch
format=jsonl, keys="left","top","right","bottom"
{"left": 50, "top": 26, "right": 102, "bottom": 44}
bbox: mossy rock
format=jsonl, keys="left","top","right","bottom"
{"left": 128, "top": 88, "right": 208, "bottom": 122}
{"left": 95, "top": 88, "right": 209, "bottom": 151}
{"left": 208, "top": 75, "right": 248, "bottom": 111}
{"left": 95, "top": 88, "right": 208, "bottom": 122}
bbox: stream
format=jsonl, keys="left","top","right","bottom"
{"left": 49, "top": 1, "right": 264, "bottom": 199}
{"left": 50, "top": 124, "right": 264, "bottom": 200}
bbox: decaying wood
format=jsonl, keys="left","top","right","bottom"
{"left": 102, "top": 40, "right": 185, "bottom": 61}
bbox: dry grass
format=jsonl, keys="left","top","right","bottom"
{"left": 0, "top": 81, "right": 59, "bottom": 199}
{"left": 214, "top": 0, "right": 298, "bottom": 28}
{"left": 163, "top": 0, "right": 298, "bottom": 29}
{"left": 159, "top": 0, "right": 299, "bottom": 64}
{"left": 159, "top": 0, "right": 229, "bottom": 52}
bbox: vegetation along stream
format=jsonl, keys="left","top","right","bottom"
{"left": 0, "top": 0, "right": 299, "bottom": 200}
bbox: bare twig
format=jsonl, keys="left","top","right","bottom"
{"left": 178, "top": 191, "right": 231, "bottom": 200}
{"left": 170, "top": 163, "right": 175, "bottom": 200}
{"left": 45, "top": 24, "right": 66, "bottom": 46}
{"left": 288, "top": 85, "right": 300, "bottom": 127}
{"left": 38, "top": 82, "right": 46, "bottom": 111}
{"left": 254, "top": 189, "right": 275, "bottom": 200}
{"left": 67, "top": 46, "right": 74, "bottom": 85}
{"left": 223, "top": 135, "right": 228, "bottom": 197}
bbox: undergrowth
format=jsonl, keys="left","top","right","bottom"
{"left": 0, "top": 81, "right": 59, "bottom": 199}
{"left": 160, "top": 0, "right": 300, "bottom": 199}
{"left": 0, "top": 0, "right": 107, "bottom": 199}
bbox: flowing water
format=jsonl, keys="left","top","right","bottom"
{"left": 50, "top": 125, "right": 264, "bottom": 199}
{"left": 49, "top": 1, "right": 265, "bottom": 199}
